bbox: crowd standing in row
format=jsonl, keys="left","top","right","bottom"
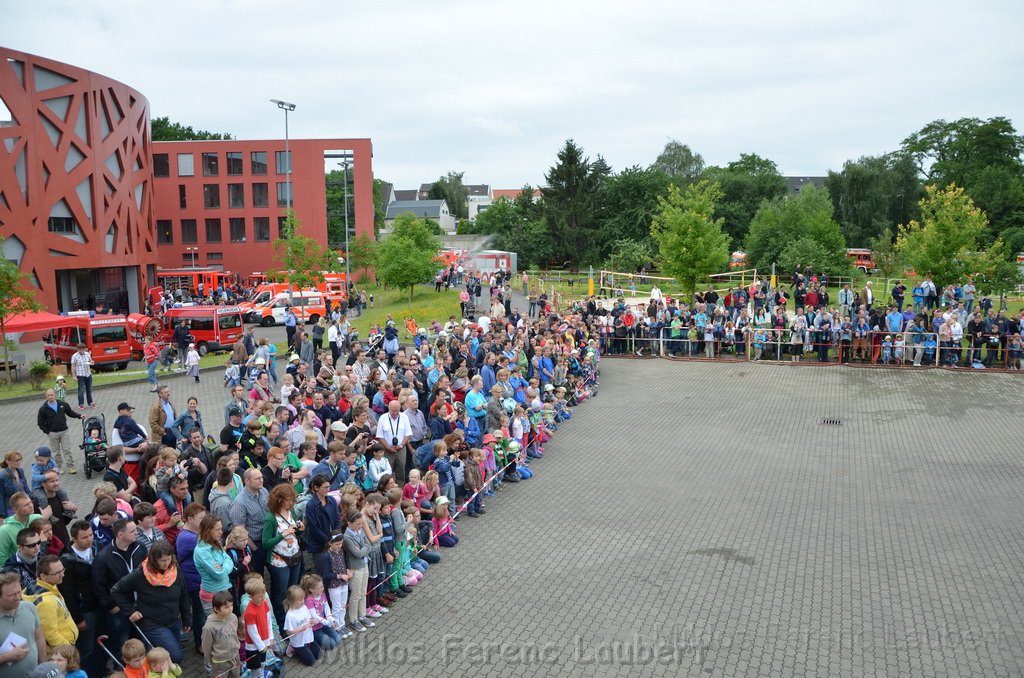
{"left": 12, "top": 281, "right": 601, "bottom": 677}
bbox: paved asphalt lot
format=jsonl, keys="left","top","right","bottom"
{"left": 8, "top": 356, "right": 1024, "bottom": 677}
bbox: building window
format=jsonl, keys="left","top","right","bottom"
{"left": 276, "top": 182, "right": 291, "bottom": 207}
{"left": 202, "top": 152, "right": 219, "bottom": 176}
{"left": 181, "top": 219, "right": 198, "bottom": 244}
{"left": 230, "top": 218, "right": 246, "bottom": 242}
{"left": 228, "top": 183, "right": 244, "bottom": 208}
{"left": 177, "top": 154, "right": 194, "bottom": 176}
{"left": 252, "top": 183, "right": 268, "bottom": 208}
{"left": 275, "top": 150, "right": 291, "bottom": 175}
{"left": 156, "top": 219, "right": 173, "bottom": 244}
{"left": 178, "top": 185, "right": 187, "bottom": 209}
{"left": 226, "top": 152, "right": 243, "bottom": 175}
{"left": 47, "top": 217, "right": 79, "bottom": 234}
{"left": 205, "top": 218, "right": 222, "bottom": 243}
{"left": 251, "top": 151, "right": 267, "bottom": 175}
{"left": 254, "top": 217, "right": 270, "bottom": 242}
{"left": 203, "top": 184, "right": 220, "bottom": 209}
{"left": 153, "top": 154, "right": 170, "bottom": 177}
{"left": 278, "top": 216, "right": 288, "bottom": 238}
{"left": 182, "top": 253, "right": 199, "bottom": 266}
{"left": 207, "top": 252, "right": 223, "bottom": 261}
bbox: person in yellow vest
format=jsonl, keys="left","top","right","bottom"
{"left": 22, "top": 554, "right": 78, "bottom": 652}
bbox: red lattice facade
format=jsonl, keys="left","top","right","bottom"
{"left": 0, "top": 47, "right": 156, "bottom": 313}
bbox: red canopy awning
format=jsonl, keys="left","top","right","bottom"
{"left": 1, "top": 310, "right": 72, "bottom": 334}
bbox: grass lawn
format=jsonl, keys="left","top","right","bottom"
{"left": 0, "top": 285, "right": 459, "bottom": 401}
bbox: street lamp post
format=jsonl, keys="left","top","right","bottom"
{"left": 339, "top": 161, "right": 352, "bottom": 289}
{"left": 270, "top": 99, "right": 296, "bottom": 209}
{"left": 185, "top": 246, "right": 199, "bottom": 268}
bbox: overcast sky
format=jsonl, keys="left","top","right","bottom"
{"left": 5, "top": 0, "right": 1023, "bottom": 190}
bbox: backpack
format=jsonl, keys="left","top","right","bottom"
{"left": 294, "top": 491, "right": 312, "bottom": 522}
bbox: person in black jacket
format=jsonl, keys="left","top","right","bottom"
{"left": 92, "top": 518, "right": 146, "bottom": 666}
{"left": 59, "top": 520, "right": 103, "bottom": 677}
{"left": 36, "top": 389, "right": 84, "bottom": 475}
{"left": 111, "top": 540, "right": 192, "bottom": 664}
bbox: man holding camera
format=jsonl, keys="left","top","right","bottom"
{"left": 176, "top": 429, "right": 210, "bottom": 494}
{"left": 376, "top": 399, "right": 410, "bottom": 484}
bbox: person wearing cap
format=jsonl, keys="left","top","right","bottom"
{"left": 219, "top": 406, "right": 246, "bottom": 456}
{"left": 52, "top": 374, "right": 67, "bottom": 401}
{"left": 37, "top": 389, "right": 84, "bottom": 476}
{"left": 29, "top": 448, "right": 58, "bottom": 493}
{"left": 113, "top": 402, "right": 147, "bottom": 449}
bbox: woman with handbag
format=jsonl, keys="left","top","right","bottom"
{"left": 262, "top": 483, "right": 304, "bottom": 627}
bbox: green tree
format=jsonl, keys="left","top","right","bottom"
{"left": 824, "top": 154, "right": 922, "bottom": 247}
{"left": 605, "top": 238, "right": 656, "bottom": 273}
{"left": 372, "top": 178, "right": 388, "bottom": 235}
{"left": 600, "top": 166, "right": 672, "bottom": 244}
{"left": 347, "top": 234, "right": 377, "bottom": 282}
{"left": 896, "top": 184, "right": 1004, "bottom": 289}
{"left": 868, "top": 227, "right": 902, "bottom": 280}
{"left": 428, "top": 171, "right": 470, "bottom": 220}
{"left": 150, "top": 116, "right": 231, "bottom": 141}
{"left": 542, "top": 140, "right": 609, "bottom": 265}
{"left": 494, "top": 218, "right": 553, "bottom": 270}
{"left": 0, "top": 257, "right": 42, "bottom": 385}
{"left": 650, "top": 181, "right": 730, "bottom": 295}
{"left": 651, "top": 140, "right": 705, "bottom": 186}
{"left": 268, "top": 211, "right": 341, "bottom": 299}
{"left": 744, "top": 184, "right": 848, "bottom": 273}
{"left": 973, "top": 238, "right": 1022, "bottom": 299}
{"left": 376, "top": 214, "right": 441, "bottom": 302}
{"left": 324, "top": 168, "right": 351, "bottom": 247}
{"left": 702, "top": 153, "right": 788, "bottom": 246}
{"left": 901, "top": 117, "right": 1024, "bottom": 238}
{"left": 472, "top": 197, "right": 518, "bottom": 235}
{"left": 777, "top": 237, "right": 833, "bottom": 277}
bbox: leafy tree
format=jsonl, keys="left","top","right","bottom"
{"left": 324, "top": 169, "right": 352, "bottom": 247}
{"left": 0, "top": 257, "right": 42, "bottom": 385}
{"left": 600, "top": 166, "right": 672, "bottom": 244}
{"left": 896, "top": 184, "right": 1010, "bottom": 289}
{"left": 744, "top": 184, "right": 848, "bottom": 273}
{"left": 650, "top": 181, "right": 730, "bottom": 295}
{"left": 868, "top": 227, "right": 902, "bottom": 280}
{"left": 777, "top": 237, "right": 833, "bottom": 277}
{"left": 542, "top": 139, "right": 609, "bottom": 265}
{"left": 347, "top": 234, "right": 377, "bottom": 282}
{"left": 901, "top": 117, "right": 1024, "bottom": 238}
{"left": 973, "top": 238, "right": 1022, "bottom": 298}
{"left": 651, "top": 140, "right": 705, "bottom": 186}
{"left": 372, "top": 178, "right": 388, "bottom": 235}
{"left": 428, "top": 171, "right": 470, "bottom": 220}
{"left": 824, "top": 154, "right": 922, "bottom": 247}
{"left": 375, "top": 214, "right": 441, "bottom": 302}
{"left": 268, "top": 211, "right": 341, "bottom": 299}
{"left": 471, "top": 197, "right": 518, "bottom": 236}
{"left": 494, "top": 218, "right": 553, "bottom": 271}
{"left": 605, "top": 238, "right": 656, "bottom": 273}
{"left": 702, "top": 153, "right": 787, "bottom": 246}
{"left": 150, "top": 116, "right": 231, "bottom": 141}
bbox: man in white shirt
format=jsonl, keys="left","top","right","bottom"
{"left": 327, "top": 321, "right": 340, "bottom": 364}
{"left": 650, "top": 285, "right": 663, "bottom": 303}
{"left": 375, "top": 400, "right": 411, "bottom": 482}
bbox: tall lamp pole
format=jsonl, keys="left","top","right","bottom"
{"left": 270, "top": 99, "right": 296, "bottom": 209}
{"left": 338, "top": 161, "right": 352, "bottom": 288}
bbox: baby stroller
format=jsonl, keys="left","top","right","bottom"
{"left": 80, "top": 414, "right": 109, "bottom": 479}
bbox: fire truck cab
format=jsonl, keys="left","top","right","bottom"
{"left": 43, "top": 313, "right": 132, "bottom": 371}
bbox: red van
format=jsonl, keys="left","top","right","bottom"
{"left": 160, "top": 305, "right": 244, "bottom": 356}
{"left": 43, "top": 313, "right": 132, "bottom": 370}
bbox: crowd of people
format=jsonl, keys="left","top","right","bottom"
{"left": 11, "top": 287, "right": 601, "bottom": 677}
{"left": 580, "top": 273, "right": 1024, "bottom": 369}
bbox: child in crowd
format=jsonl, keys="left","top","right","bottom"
{"left": 153, "top": 448, "right": 185, "bottom": 497}
{"left": 84, "top": 426, "right": 107, "bottom": 456}
{"left": 225, "top": 526, "right": 253, "bottom": 614}
{"left": 462, "top": 448, "right": 485, "bottom": 518}
{"left": 283, "top": 585, "right": 321, "bottom": 665}
{"left": 893, "top": 335, "right": 905, "bottom": 364}
{"left": 881, "top": 335, "right": 893, "bottom": 365}
{"left": 242, "top": 576, "right": 276, "bottom": 671}
{"left": 144, "top": 647, "right": 181, "bottom": 678}
{"left": 49, "top": 644, "right": 87, "bottom": 678}
{"left": 30, "top": 447, "right": 58, "bottom": 492}
{"left": 431, "top": 500, "right": 458, "bottom": 547}
{"left": 302, "top": 573, "right": 342, "bottom": 650}
{"left": 54, "top": 375, "right": 68, "bottom": 400}
{"left": 186, "top": 343, "right": 201, "bottom": 383}
{"left": 202, "top": 590, "right": 241, "bottom": 678}
{"left": 405, "top": 504, "right": 440, "bottom": 565}
{"left": 280, "top": 374, "right": 298, "bottom": 404}
{"left": 318, "top": 531, "right": 354, "bottom": 637}
{"left": 223, "top": 360, "right": 241, "bottom": 389}
{"left": 120, "top": 639, "right": 148, "bottom": 678}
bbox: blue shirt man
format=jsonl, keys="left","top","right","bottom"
{"left": 886, "top": 308, "right": 904, "bottom": 334}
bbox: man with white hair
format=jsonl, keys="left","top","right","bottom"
{"left": 376, "top": 400, "right": 411, "bottom": 483}
{"left": 402, "top": 394, "right": 427, "bottom": 483}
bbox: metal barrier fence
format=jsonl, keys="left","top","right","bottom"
{"left": 600, "top": 329, "right": 1023, "bottom": 371}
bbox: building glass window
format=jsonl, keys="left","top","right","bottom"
{"left": 181, "top": 219, "right": 198, "bottom": 244}
{"left": 202, "top": 152, "right": 219, "bottom": 176}
{"left": 178, "top": 185, "right": 187, "bottom": 209}
{"left": 252, "top": 183, "right": 269, "bottom": 208}
{"left": 276, "top": 182, "right": 291, "bottom": 207}
{"left": 254, "top": 217, "right": 271, "bottom": 242}
{"left": 205, "top": 218, "right": 222, "bottom": 243}
{"left": 156, "top": 220, "right": 173, "bottom": 244}
{"left": 275, "top": 150, "right": 291, "bottom": 175}
{"left": 153, "top": 154, "right": 170, "bottom": 177}
{"left": 47, "top": 217, "right": 78, "bottom": 234}
{"left": 226, "top": 152, "right": 243, "bottom": 175}
{"left": 203, "top": 184, "right": 220, "bottom": 209}
{"left": 177, "top": 154, "right": 194, "bottom": 176}
{"left": 228, "top": 183, "right": 245, "bottom": 208}
{"left": 207, "top": 252, "right": 223, "bottom": 261}
{"left": 251, "top": 151, "right": 267, "bottom": 175}
{"left": 230, "top": 218, "right": 246, "bottom": 242}
{"left": 278, "top": 216, "right": 288, "bottom": 238}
